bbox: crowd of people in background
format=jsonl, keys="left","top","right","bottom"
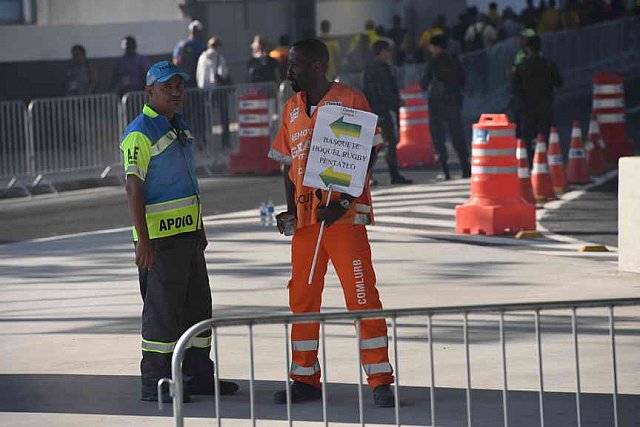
{"left": 63, "top": 0, "right": 636, "bottom": 98}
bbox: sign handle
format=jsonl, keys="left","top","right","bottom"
{"left": 308, "top": 187, "right": 333, "bottom": 285}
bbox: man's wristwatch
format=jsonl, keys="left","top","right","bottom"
{"left": 338, "top": 197, "right": 352, "bottom": 210}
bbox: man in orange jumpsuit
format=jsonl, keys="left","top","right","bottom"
{"left": 268, "top": 38, "right": 395, "bottom": 408}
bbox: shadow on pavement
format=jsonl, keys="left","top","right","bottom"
{"left": 1, "top": 374, "right": 637, "bottom": 426}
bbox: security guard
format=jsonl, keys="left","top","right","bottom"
{"left": 363, "top": 39, "right": 412, "bottom": 185}
{"left": 120, "top": 61, "right": 238, "bottom": 402}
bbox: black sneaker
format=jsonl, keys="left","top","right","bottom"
{"left": 390, "top": 175, "right": 413, "bottom": 184}
{"left": 187, "top": 380, "right": 240, "bottom": 396}
{"left": 436, "top": 171, "right": 451, "bottom": 181}
{"left": 273, "top": 381, "right": 322, "bottom": 404}
{"left": 373, "top": 384, "right": 395, "bottom": 408}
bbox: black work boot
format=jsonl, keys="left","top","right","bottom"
{"left": 390, "top": 174, "right": 413, "bottom": 184}
{"left": 273, "top": 381, "right": 322, "bottom": 404}
{"left": 373, "top": 384, "right": 395, "bottom": 408}
{"left": 186, "top": 379, "right": 240, "bottom": 396}
{"left": 141, "top": 382, "right": 191, "bottom": 403}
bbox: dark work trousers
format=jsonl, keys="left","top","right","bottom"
{"left": 521, "top": 105, "right": 552, "bottom": 164}
{"left": 377, "top": 110, "right": 402, "bottom": 179}
{"left": 137, "top": 231, "right": 214, "bottom": 397}
{"left": 428, "top": 101, "right": 470, "bottom": 176}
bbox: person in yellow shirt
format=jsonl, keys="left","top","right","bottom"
{"left": 419, "top": 15, "right": 447, "bottom": 51}
{"left": 538, "top": 0, "right": 561, "bottom": 33}
{"left": 319, "top": 20, "right": 341, "bottom": 80}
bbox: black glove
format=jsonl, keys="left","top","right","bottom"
{"left": 317, "top": 201, "right": 349, "bottom": 227}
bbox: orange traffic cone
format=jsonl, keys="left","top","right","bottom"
{"left": 566, "top": 121, "right": 590, "bottom": 184}
{"left": 531, "top": 134, "right": 556, "bottom": 203}
{"left": 547, "top": 127, "right": 569, "bottom": 195}
{"left": 516, "top": 138, "right": 535, "bottom": 204}
{"left": 586, "top": 114, "right": 606, "bottom": 175}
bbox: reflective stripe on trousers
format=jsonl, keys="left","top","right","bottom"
{"left": 142, "top": 335, "right": 211, "bottom": 353}
{"left": 291, "top": 361, "right": 321, "bottom": 376}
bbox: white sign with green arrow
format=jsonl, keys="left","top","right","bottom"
{"left": 303, "top": 105, "right": 378, "bottom": 197}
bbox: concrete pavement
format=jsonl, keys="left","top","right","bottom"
{"left": 0, "top": 176, "right": 638, "bottom": 426}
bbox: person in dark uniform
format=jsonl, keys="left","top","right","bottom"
{"left": 420, "top": 34, "right": 470, "bottom": 180}
{"left": 363, "top": 40, "right": 412, "bottom": 185}
{"left": 121, "top": 61, "right": 239, "bottom": 403}
{"left": 512, "top": 35, "right": 563, "bottom": 161}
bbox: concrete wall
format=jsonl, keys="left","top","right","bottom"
{"left": 618, "top": 157, "right": 640, "bottom": 274}
{"left": 34, "top": 0, "right": 182, "bottom": 25}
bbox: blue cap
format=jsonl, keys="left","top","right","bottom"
{"left": 145, "top": 61, "right": 190, "bottom": 86}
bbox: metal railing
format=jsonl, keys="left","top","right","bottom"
{"left": 0, "top": 101, "right": 29, "bottom": 179}
{"left": 27, "top": 94, "right": 122, "bottom": 176}
{"left": 159, "top": 297, "right": 639, "bottom": 427}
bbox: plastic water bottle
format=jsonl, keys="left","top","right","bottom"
{"left": 259, "top": 202, "right": 268, "bottom": 226}
{"left": 266, "top": 200, "right": 275, "bottom": 227}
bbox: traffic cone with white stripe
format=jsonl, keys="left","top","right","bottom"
{"left": 516, "top": 138, "right": 535, "bottom": 204}
{"left": 531, "top": 134, "right": 556, "bottom": 203}
{"left": 566, "top": 121, "right": 590, "bottom": 184}
{"left": 586, "top": 114, "right": 606, "bottom": 175}
{"left": 547, "top": 127, "right": 569, "bottom": 195}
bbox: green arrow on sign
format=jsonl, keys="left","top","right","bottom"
{"left": 330, "top": 116, "right": 362, "bottom": 139}
{"left": 320, "top": 166, "right": 352, "bottom": 187}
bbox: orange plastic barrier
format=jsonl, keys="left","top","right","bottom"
{"left": 455, "top": 114, "right": 535, "bottom": 235}
{"left": 592, "top": 73, "right": 632, "bottom": 162}
{"left": 516, "top": 138, "right": 535, "bottom": 205}
{"left": 531, "top": 134, "right": 556, "bottom": 203}
{"left": 566, "top": 121, "right": 590, "bottom": 184}
{"left": 547, "top": 127, "right": 568, "bottom": 195}
{"left": 396, "top": 83, "right": 435, "bottom": 167}
{"left": 230, "top": 90, "right": 280, "bottom": 175}
{"left": 586, "top": 114, "right": 606, "bottom": 175}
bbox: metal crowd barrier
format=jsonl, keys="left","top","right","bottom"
{"left": 27, "top": 94, "right": 122, "bottom": 176}
{"left": 160, "top": 297, "right": 639, "bottom": 427}
{"left": 0, "top": 101, "right": 29, "bottom": 179}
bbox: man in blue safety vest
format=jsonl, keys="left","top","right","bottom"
{"left": 120, "top": 61, "right": 239, "bottom": 402}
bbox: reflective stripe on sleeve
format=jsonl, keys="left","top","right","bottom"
{"left": 363, "top": 362, "right": 393, "bottom": 375}
{"left": 355, "top": 203, "right": 371, "bottom": 213}
{"left": 146, "top": 195, "right": 199, "bottom": 214}
{"left": 360, "top": 336, "right": 388, "bottom": 350}
{"left": 292, "top": 340, "right": 319, "bottom": 352}
{"left": 354, "top": 213, "right": 372, "bottom": 225}
{"left": 125, "top": 165, "right": 146, "bottom": 180}
{"left": 471, "top": 148, "right": 515, "bottom": 157}
{"left": 142, "top": 339, "right": 176, "bottom": 353}
{"left": 471, "top": 166, "right": 517, "bottom": 175}
{"left": 290, "top": 361, "right": 320, "bottom": 376}
{"left": 593, "top": 84, "right": 623, "bottom": 95}
{"left": 150, "top": 130, "right": 177, "bottom": 157}
{"left": 532, "top": 163, "right": 549, "bottom": 174}
{"left": 268, "top": 148, "right": 291, "bottom": 165}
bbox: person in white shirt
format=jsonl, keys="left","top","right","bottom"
{"left": 196, "top": 37, "right": 231, "bottom": 148}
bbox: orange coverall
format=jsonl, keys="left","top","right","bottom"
{"left": 269, "top": 82, "right": 394, "bottom": 388}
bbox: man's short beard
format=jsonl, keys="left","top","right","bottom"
{"left": 290, "top": 80, "right": 301, "bottom": 92}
